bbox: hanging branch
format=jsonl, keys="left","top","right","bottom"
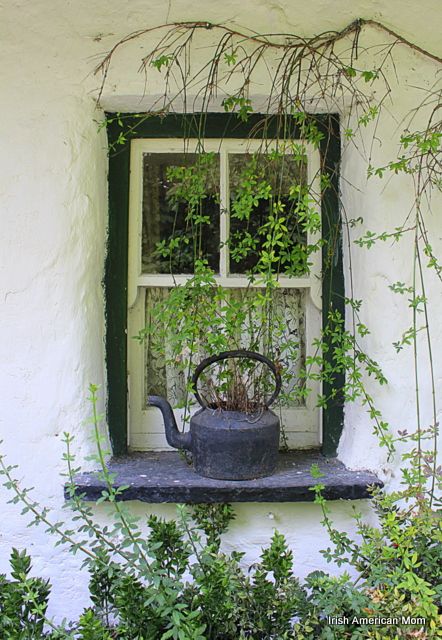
{"left": 94, "top": 18, "right": 442, "bottom": 106}
{"left": 99, "top": 16, "right": 442, "bottom": 499}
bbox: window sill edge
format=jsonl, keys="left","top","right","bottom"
{"left": 66, "top": 451, "right": 382, "bottom": 504}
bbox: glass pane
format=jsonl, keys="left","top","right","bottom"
{"left": 144, "top": 287, "right": 188, "bottom": 406}
{"left": 144, "top": 286, "right": 305, "bottom": 409}
{"left": 225, "top": 288, "right": 306, "bottom": 407}
{"left": 141, "top": 153, "right": 220, "bottom": 274}
{"left": 229, "top": 153, "right": 309, "bottom": 275}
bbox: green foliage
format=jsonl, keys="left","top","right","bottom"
{"left": 343, "top": 66, "right": 378, "bottom": 84}
{"left": 291, "top": 111, "right": 325, "bottom": 149}
{"left": 366, "top": 129, "right": 442, "bottom": 188}
{"left": 0, "top": 385, "right": 441, "bottom": 638}
{"left": 306, "top": 489, "right": 442, "bottom": 638}
{"left": 151, "top": 54, "right": 173, "bottom": 71}
{"left": 306, "top": 415, "right": 442, "bottom": 638}
{"left": 76, "top": 609, "right": 112, "bottom": 640}
{"left": 135, "top": 131, "right": 323, "bottom": 424}
{"left": 223, "top": 50, "right": 237, "bottom": 67}
{"left": 358, "top": 106, "right": 380, "bottom": 127}
{"left": 138, "top": 258, "right": 307, "bottom": 418}
{"left": 228, "top": 150, "right": 320, "bottom": 276}
{"left": 191, "top": 504, "right": 235, "bottom": 550}
{"left": 152, "top": 152, "right": 220, "bottom": 272}
{"left": 221, "top": 96, "right": 253, "bottom": 122}
{"left": 87, "top": 547, "right": 121, "bottom": 627}
{"left": 0, "top": 548, "right": 51, "bottom": 639}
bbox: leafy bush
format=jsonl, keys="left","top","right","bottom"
{"left": 0, "top": 548, "right": 51, "bottom": 639}
{"left": 0, "top": 386, "right": 440, "bottom": 639}
{"left": 1, "top": 498, "right": 440, "bottom": 639}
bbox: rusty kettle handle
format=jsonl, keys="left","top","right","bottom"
{"left": 192, "top": 349, "right": 282, "bottom": 409}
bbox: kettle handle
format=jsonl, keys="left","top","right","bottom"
{"left": 191, "top": 349, "right": 282, "bottom": 409}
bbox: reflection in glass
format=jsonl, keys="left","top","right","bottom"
{"left": 142, "top": 153, "right": 220, "bottom": 274}
{"left": 144, "top": 286, "right": 305, "bottom": 408}
{"left": 229, "top": 153, "right": 309, "bottom": 275}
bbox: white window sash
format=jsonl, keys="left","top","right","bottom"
{"left": 127, "top": 137, "right": 323, "bottom": 450}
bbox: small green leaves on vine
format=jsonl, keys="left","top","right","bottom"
{"left": 361, "top": 69, "right": 379, "bottom": 82}
{"left": 151, "top": 54, "right": 173, "bottom": 70}
{"left": 408, "top": 294, "right": 427, "bottom": 312}
{"left": 393, "top": 326, "right": 423, "bottom": 352}
{"left": 354, "top": 226, "right": 412, "bottom": 248}
{"left": 343, "top": 66, "right": 357, "bottom": 78}
{"left": 222, "top": 96, "right": 253, "bottom": 121}
{"left": 358, "top": 105, "right": 379, "bottom": 126}
{"left": 389, "top": 281, "right": 414, "bottom": 295}
{"left": 223, "top": 50, "right": 237, "bottom": 66}
{"left": 344, "top": 297, "right": 362, "bottom": 312}
{"left": 342, "top": 66, "right": 379, "bottom": 83}
{"left": 291, "top": 111, "right": 325, "bottom": 148}
{"left": 401, "top": 130, "right": 442, "bottom": 154}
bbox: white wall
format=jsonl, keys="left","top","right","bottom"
{"left": 1, "top": 0, "right": 441, "bottom": 622}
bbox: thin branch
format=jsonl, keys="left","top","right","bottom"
{"left": 94, "top": 19, "right": 442, "bottom": 105}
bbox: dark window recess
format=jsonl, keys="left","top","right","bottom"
{"left": 142, "top": 152, "right": 220, "bottom": 274}
{"left": 66, "top": 451, "right": 382, "bottom": 504}
{"left": 229, "top": 153, "right": 308, "bottom": 275}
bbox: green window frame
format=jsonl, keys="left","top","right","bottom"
{"left": 105, "top": 113, "right": 344, "bottom": 456}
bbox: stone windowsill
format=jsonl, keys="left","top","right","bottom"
{"left": 66, "top": 451, "right": 382, "bottom": 504}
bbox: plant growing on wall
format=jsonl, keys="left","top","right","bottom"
{"left": 97, "top": 16, "right": 442, "bottom": 488}
{"left": 96, "top": 19, "right": 442, "bottom": 631}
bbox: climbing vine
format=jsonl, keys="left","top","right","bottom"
{"left": 97, "top": 18, "right": 441, "bottom": 504}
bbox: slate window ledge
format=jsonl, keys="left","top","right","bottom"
{"left": 66, "top": 451, "right": 382, "bottom": 504}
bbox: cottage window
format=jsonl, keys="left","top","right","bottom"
{"left": 127, "top": 138, "right": 322, "bottom": 451}
{"left": 105, "top": 113, "right": 344, "bottom": 459}
{"left": 67, "top": 113, "right": 383, "bottom": 502}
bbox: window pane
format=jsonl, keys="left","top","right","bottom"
{"left": 144, "top": 287, "right": 188, "bottom": 406}
{"left": 141, "top": 153, "right": 220, "bottom": 274}
{"left": 229, "top": 153, "right": 309, "bottom": 275}
{"left": 144, "top": 286, "right": 305, "bottom": 409}
{"left": 225, "top": 288, "right": 306, "bottom": 407}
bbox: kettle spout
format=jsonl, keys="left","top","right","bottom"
{"left": 148, "top": 395, "right": 191, "bottom": 451}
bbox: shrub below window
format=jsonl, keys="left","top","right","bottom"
{"left": 0, "top": 386, "right": 440, "bottom": 639}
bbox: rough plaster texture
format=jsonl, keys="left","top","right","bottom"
{"left": 1, "top": 0, "right": 442, "bottom": 622}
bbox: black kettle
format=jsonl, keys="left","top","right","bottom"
{"left": 148, "top": 350, "right": 282, "bottom": 480}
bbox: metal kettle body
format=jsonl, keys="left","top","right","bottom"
{"left": 148, "top": 350, "right": 282, "bottom": 480}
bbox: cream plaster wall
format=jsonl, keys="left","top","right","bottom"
{"left": 0, "top": 0, "right": 441, "bottom": 623}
